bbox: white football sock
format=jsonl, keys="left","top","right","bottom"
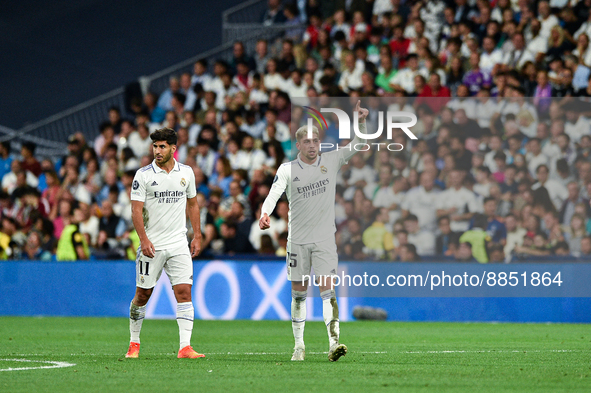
{"left": 291, "top": 290, "right": 307, "bottom": 349}
{"left": 321, "top": 289, "right": 339, "bottom": 348}
{"left": 129, "top": 301, "right": 146, "bottom": 344}
{"left": 176, "top": 302, "right": 194, "bottom": 349}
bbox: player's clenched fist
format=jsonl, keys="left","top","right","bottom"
{"left": 355, "top": 100, "right": 369, "bottom": 121}
{"left": 259, "top": 213, "right": 271, "bottom": 230}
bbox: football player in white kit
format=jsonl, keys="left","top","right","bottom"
{"left": 125, "top": 128, "right": 204, "bottom": 359}
{"left": 259, "top": 100, "right": 369, "bottom": 361}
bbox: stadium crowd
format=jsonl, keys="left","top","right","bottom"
{"left": 3, "top": 0, "right": 591, "bottom": 262}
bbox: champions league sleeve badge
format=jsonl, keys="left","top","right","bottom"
{"left": 132, "top": 180, "right": 139, "bottom": 190}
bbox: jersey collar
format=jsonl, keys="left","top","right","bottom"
{"left": 151, "top": 159, "right": 180, "bottom": 173}
{"left": 296, "top": 153, "right": 321, "bottom": 168}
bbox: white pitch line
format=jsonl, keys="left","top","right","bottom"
{"left": 0, "top": 358, "right": 76, "bottom": 372}
{"left": 206, "top": 351, "right": 388, "bottom": 355}
{"left": 7, "top": 349, "right": 574, "bottom": 358}
{"left": 405, "top": 349, "right": 577, "bottom": 354}
{"left": 8, "top": 351, "right": 388, "bottom": 357}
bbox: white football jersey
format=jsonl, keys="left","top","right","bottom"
{"left": 130, "top": 159, "right": 197, "bottom": 249}
{"left": 263, "top": 149, "right": 351, "bottom": 245}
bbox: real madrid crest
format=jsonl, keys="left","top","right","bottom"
{"left": 320, "top": 166, "right": 327, "bottom": 174}
{"left": 180, "top": 178, "right": 186, "bottom": 187}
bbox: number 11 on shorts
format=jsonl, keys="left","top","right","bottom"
{"left": 139, "top": 260, "right": 150, "bottom": 275}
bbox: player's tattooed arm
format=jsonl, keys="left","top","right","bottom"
{"left": 131, "top": 200, "right": 155, "bottom": 258}
{"left": 187, "top": 196, "right": 202, "bottom": 257}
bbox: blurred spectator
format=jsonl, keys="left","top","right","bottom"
{"left": 436, "top": 169, "right": 482, "bottom": 232}
{"left": 580, "top": 236, "right": 591, "bottom": 256}
{"left": 209, "top": 156, "right": 234, "bottom": 197}
{"left": 2, "top": 160, "right": 38, "bottom": 194}
{"left": 404, "top": 214, "right": 435, "bottom": 256}
{"left": 262, "top": 0, "right": 287, "bottom": 25}
{"left": 362, "top": 207, "right": 395, "bottom": 260}
{"left": 459, "top": 213, "right": 492, "bottom": 263}
{"left": 56, "top": 207, "right": 89, "bottom": 261}
{"left": 220, "top": 180, "right": 252, "bottom": 220}
{"left": 0, "top": 141, "right": 14, "bottom": 181}
{"left": 565, "top": 213, "right": 587, "bottom": 254}
{"left": 532, "top": 164, "right": 568, "bottom": 210}
{"left": 340, "top": 218, "right": 365, "bottom": 260}
{"left": 482, "top": 197, "right": 507, "bottom": 245}
{"left": 455, "top": 242, "right": 476, "bottom": 262}
{"left": 401, "top": 171, "right": 438, "bottom": 231}
{"left": 219, "top": 220, "right": 255, "bottom": 254}
{"left": 398, "top": 243, "right": 420, "bottom": 262}
{"left": 20, "top": 231, "right": 51, "bottom": 261}
{"left": 488, "top": 243, "right": 505, "bottom": 262}
{"left": 94, "top": 123, "right": 119, "bottom": 160}
{"left": 79, "top": 202, "right": 99, "bottom": 248}
{"left": 436, "top": 215, "right": 461, "bottom": 256}
{"left": 97, "top": 200, "right": 126, "bottom": 252}
{"left": 20, "top": 142, "right": 41, "bottom": 177}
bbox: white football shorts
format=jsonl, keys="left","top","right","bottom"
{"left": 135, "top": 243, "right": 193, "bottom": 289}
{"left": 286, "top": 236, "right": 338, "bottom": 282}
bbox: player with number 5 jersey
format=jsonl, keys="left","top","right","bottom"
{"left": 260, "top": 100, "right": 369, "bottom": 362}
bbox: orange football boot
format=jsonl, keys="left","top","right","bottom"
{"left": 177, "top": 345, "right": 205, "bottom": 358}
{"left": 125, "top": 342, "right": 140, "bottom": 358}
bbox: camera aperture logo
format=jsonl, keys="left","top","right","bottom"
{"left": 303, "top": 106, "right": 418, "bottom": 152}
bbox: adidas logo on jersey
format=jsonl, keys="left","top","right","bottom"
{"left": 294, "top": 177, "right": 300, "bottom": 181}
{"left": 151, "top": 181, "right": 158, "bottom": 186}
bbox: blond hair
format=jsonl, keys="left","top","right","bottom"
{"left": 296, "top": 124, "right": 319, "bottom": 142}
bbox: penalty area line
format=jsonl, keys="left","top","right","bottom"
{"left": 0, "top": 358, "right": 76, "bottom": 372}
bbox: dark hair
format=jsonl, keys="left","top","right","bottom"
{"left": 483, "top": 196, "right": 496, "bottom": 205}
{"left": 554, "top": 241, "right": 569, "bottom": 251}
{"left": 223, "top": 220, "right": 237, "bottom": 231}
{"left": 473, "top": 213, "right": 488, "bottom": 229}
{"left": 493, "top": 151, "right": 507, "bottom": 162}
{"left": 556, "top": 158, "right": 569, "bottom": 174}
{"left": 529, "top": 137, "right": 541, "bottom": 145}
{"left": 22, "top": 142, "right": 36, "bottom": 155}
{"left": 438, "top": 215, "right": 450, "bottom": 224}
{"left": 150, "top": 128, "right": 178, "bottom": 146}
{"left": 477, "top": 165, "right": 491, "bottom": 175}
{"left": 404, "top": 214, "right": 419, "bottom": 222}
{"left": 1, "top": 141, "right": 11, "bottom": 154}
{"left": 173, "top": 92, "right": 186, "bottom": 106}
{"left": 402, "top": 243, "right": 419, "bottom": 260}
{"left": 536, "top": 164, "right": 549, "bottom": 173}
{"left": 333, "top": 30, "right": 346, "bottom": 42}
{"left": 99, "top": 121, "right": 114, "bottom": 133}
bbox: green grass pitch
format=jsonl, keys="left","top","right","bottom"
{"left": 1, "top": 317, "right": 590, "bottom": 392}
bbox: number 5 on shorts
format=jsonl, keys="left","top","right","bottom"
{"left": 287, "top": 252, "right": 297, "bottom": 268}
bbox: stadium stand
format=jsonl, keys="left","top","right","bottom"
{"left": 3, "top": 0, "right": 591, "bottom": 263}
